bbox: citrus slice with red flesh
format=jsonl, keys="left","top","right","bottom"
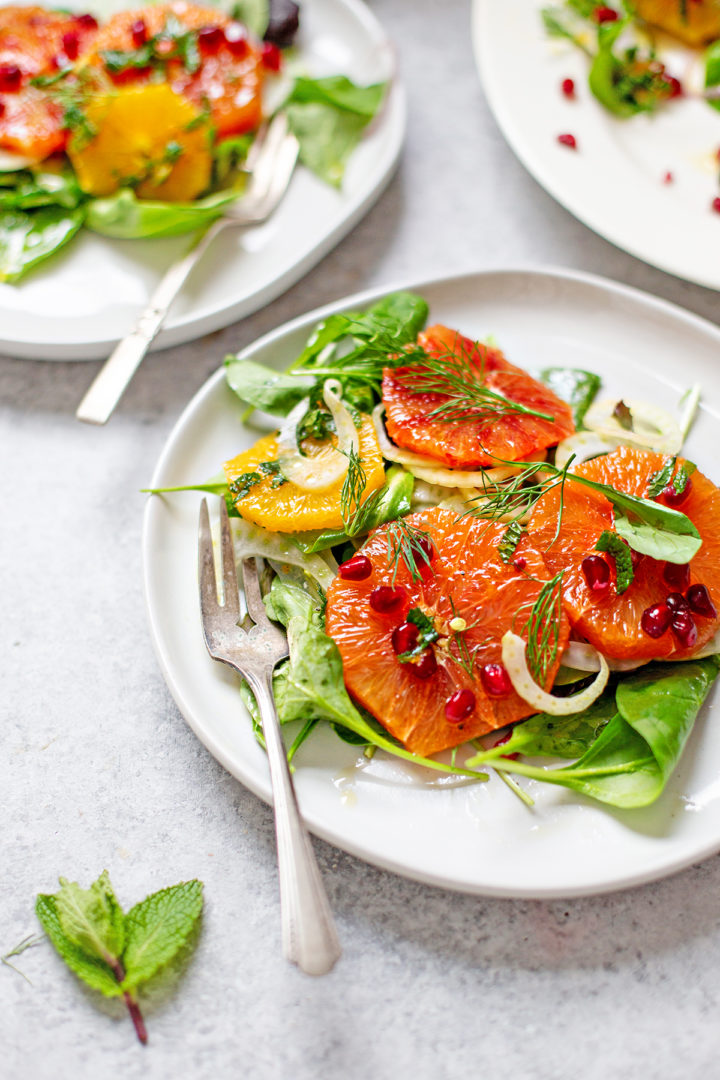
{"left": 0, "top": 7, "right": 98, "bottom": 158}
{"left": 381, "top": 324, "right": 575, "bottom": 470}
{"left": 86, "top": 4, "right": 263, "bottom": 139}
{"left": 528, "top": 446, "right": 720, "bottom": 661}
{"left": 324, "top": 507, "right": 570, "bottom": 757}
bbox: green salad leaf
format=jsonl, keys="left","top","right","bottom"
{"left": 468, "top": 658, "right": 720, "bottom": 808}
{"left": 0, "top": 169, "right": 84, "bottom": 210}
{"left": 0, "top": 205, "right": 85, "bottom": 282}
{"left": 227, "top": 0, "right": 269, "bottom": 38}
{"left": 86, "top": 186, "right": 242, "bottom": 239}
{"left": 224, "top": 356, "right": 310, "bottom": 415}
{"left": 704, "top": 39, "right": 720, "bottom": 112}
{"left": 538, "top": 367, "right": 601, "bottom": 428}
{"left": 284, "top": 76, "right": 387, "bottom": 187}
{"left": 470, "top": 692, "right": 617, "bottom": 763}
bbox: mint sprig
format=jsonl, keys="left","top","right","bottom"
{"left": 36, "top": 872, "right": 203, "bottom": 1044}
{"left": 596, "top": 530, "right": 634, "bottom": 594}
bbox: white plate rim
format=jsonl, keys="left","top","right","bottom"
{"left": 0, "top": 0, "right": 406, "bottom": 361}
{"left": 143, "top": 264, "right": 720, "bottom": 899}
{"left": 472, "top": 0, "right": 720, "bottom": 292}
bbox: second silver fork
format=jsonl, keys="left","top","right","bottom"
{"left": 77, "top": 113, "right": 299, "bottom": 426}
{"left": 198, "top": 497, "right": 341, "bottom": 976}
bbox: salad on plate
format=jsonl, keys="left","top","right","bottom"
{"left": 151, "top": 289, "right": 720, "bottom": 812}
{"left": 0, "top": 0, "right": 387, "bottom": 281}
{"left": 542, "top": 0, "right": 720, "bottom": 205}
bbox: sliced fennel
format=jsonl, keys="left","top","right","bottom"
{"left": 277, "top": 379, "right": 357, "bottom": 492}
{"left": 583, "top": 397, "right": 682, "bottom": 454}
{"left": 502, "top": 631, "right": 609, "bottom": 714}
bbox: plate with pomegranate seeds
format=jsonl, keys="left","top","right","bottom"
{"left": 0, "top": 0, "right": 404, "bottom": 359}
{"left": 473, "top": 0, "right": 720, "bottom": 290}
{"left": 144, "top": 266, "right": 720, "bottom": 898}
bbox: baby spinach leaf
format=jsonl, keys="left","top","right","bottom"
{"left": 704, "top": 39, "right": 720, "bottom": 112}
{"left": 482, "top": 657, "right": 720, "bottom": 808}
{"left": 0, "top": 205, "right": 85, "bottom": 282}
{"left": 287, "top": 75, "right": 386, "bottom": 118}
{"left": 285, "top": 101, "right": 370, "bottom": 188}
{"left": 86, "top": 186, "right": 241, "bottom": 239}
{"left": 224, "top": 356, "right": 309, "bottom": 415}
{"left": 538, "top": 367, "right": 601, "bottom": 427}
{"left": 0, "top": 169, "right": 84, "bottom": 210}
{"left": 468, "top": 691, "right": 617, "bottom": 765}
{"left": 572, "top": 474, "right": 702, "bottom": 563}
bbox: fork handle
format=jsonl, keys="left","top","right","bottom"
{"left": 75, "top": 216, "right": 227, "bottom": 426}
{"left": 247, "top": 669, "right": 341, "bottom": 976}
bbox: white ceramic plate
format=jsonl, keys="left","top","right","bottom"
{"left": 0, "top": 0, "right": 404, "bottom": 360}
{"left": 144, "top": 267, "right": 720, "bottom": 898}
{"left": 473, "top": 0, "right": 720, "bottom": 290}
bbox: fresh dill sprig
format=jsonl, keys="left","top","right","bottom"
{"left": 385, "top": 519, "right": 435, "bottom": 585}
{"left": 340, "top": 447, "right": 386, "bottom": 535}
{"left": 1, "top": 933, "right": 43, "bottom": 984}
{"left": 397, "top": 338, "right": 555, "bottom": 425}
{"left": 515, "top": 572, "right": 564, "bottom": 686}
{"left": 468, "top": 457, "right": 574, "bottom": 544}
{"left": 446, "top": 597, "right": 485, "bottom": 676}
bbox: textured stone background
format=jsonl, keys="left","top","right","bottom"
{"left": 3, "top": 1, "right": 720, "bottom": 1077}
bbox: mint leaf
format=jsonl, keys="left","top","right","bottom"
{"left": 596, "top": 530, "right": 634, "bottom": 594}
{"left": 121, "top": 880, "right": 203, "bottom": 991}
{"left": 52, "top": 870, "right": 124, "bottom": 967}
{"left": 35, "top": 894, "right": 122, "bottom": 997}
{"left": 36, "top": 873, "right": 204, "bottom": 1045}
{"left": 498, "top": 520, "right": 525, "bottom": 563}
{"left": 674, "top": 462, "right": 695, "bottom": 494}
{"left": 647, "top": 456, "right": 676, "bottom": 497}
{"left": 397, "top": 607, "right": 439, "bottom": 662}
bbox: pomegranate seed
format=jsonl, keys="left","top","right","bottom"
{"left": 392, "top": 621, "right": 419, "bottom": 654}
{"left": 369, "top": 585, "right": 405, "bottom": 614}
{"left": 445, "top": 689, "right": 476, "bottom": 723}
{"left": 687, "top": 584, "right": 717, "bottom": 619}
{"left": 198, "top": 25, "right": 224, "bottom": 52}
{"left": 0, "top": 64, "right": 22, "bottom": 93}
{"left": 130, "top": 19, "right": 148, "bottom": 46}
{"left": 663, "top": 562, "right": 690, "bottom": 591}
{"left": 513, "top": 555, "right": 527, "bottom": 571}
{"left": 557, "top": 133, "right": 577, "bottom": 150}
{"left": 561, "top": 77, "right": 575, "bottom": 98}
{"left": 261, "top": 41, "right": 282, "bottom": 71}
{"left": 224, "top": 23, "right": 250, "bottom": 56}
{"left": 665, "top": 591, "right": 690, "bottom": 614}
{"left": 62, "top": 30, "right": 79, "bottom": 60}
{"left": 629, "top": 548, "right": 643, "bottom": 570}
{"left": 338, "top": 554, "right": 371, "bottom": 581}
{"left": 661, "top": 478, "right": 691, "bottom": 506}
{"left": 412, "top": 650, "right": 438, "bottom": 679}
{"left": 712, "top": 197, "right": 720, "bottom": 215}
{"left": 663, "top": 171, "right": 673, "bottom": 184}
{"left": 641, "top": 602, "right": 671, "bottom": 638}
{"left": 671, "top": 609, "right": 697, "bottom": 649}
{"left": 416, "top": 535, "right": 434, "bottom": 561}
{"left": 480, "top": 663, "right": 513, "bottom": 698}
{"left": 664, "top": 75, "right": 682, "bottom": 98}
{"left": 76, "top": 13, "right": 98, "bottom": 30}
{"left": 582, "top": 554, "right": 610, "bottom": 594}
{"left": 0, "top": 102, "right": 5, "bottom": 118}
{"left": 593, "top": 5, "right": 619, "bottom": 21}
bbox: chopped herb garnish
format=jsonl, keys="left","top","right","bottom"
{"left": 596, "top": 530, "right": 634, "bottom": 594}
{"left": 396, "top": 607, "right": 439, "bottom": 662}
{"left": 498, "top": 520, "right": 526, "bottom": 563}
{"left": 229, "top": 460, "right": 287, "bottom": 500}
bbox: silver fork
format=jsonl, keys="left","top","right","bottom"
{"left": 198, "top": 497, "right": 341, "bottom": 976}
{"left": 76, "top": 113, "right": 299, "bottom": 426}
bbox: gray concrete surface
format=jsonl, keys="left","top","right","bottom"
{"left": 3, "top": 1, "right": 720, "bottom": 1077}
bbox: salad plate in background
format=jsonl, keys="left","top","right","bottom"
{"left": 0, "top": 0, "right": 404, "bottom": 360}
{"left": 473, "top": 0, "right": 720, "bottom": 290}
{"left": 143, "top": 267, "right": 720, "bottom": 899}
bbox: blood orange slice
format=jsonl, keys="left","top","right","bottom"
{"left": 528, "top": 446, "right": 720, "bottom": 660}
{"left": 382, "top": 324, "right": 575, "bottom": 469}
{"left": 324, "top": 507, "right": 570, "bottom": 757}
{"left": 86, "top": 4, "right": 263, "bottom": 139}
{"left": 0, "top": 7, "right": 98, "bottom": 158}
